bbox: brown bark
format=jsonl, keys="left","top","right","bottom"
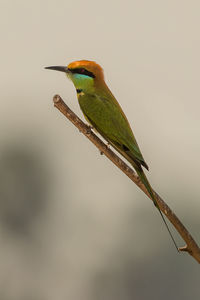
{"left": 53, "top": 94, "right": 200, "bottom": 264}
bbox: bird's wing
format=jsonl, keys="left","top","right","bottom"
{"left": 79, "top": 93, "right": 148, "bottom": 169}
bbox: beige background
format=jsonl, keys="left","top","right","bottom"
{"left": 0, "top": 0, "right": 200, "bottom": 299}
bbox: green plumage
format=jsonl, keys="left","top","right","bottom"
{"left": 45, "top": 61, "right": 178, "bottom": 250}
{"left": 78, "top": 89, "right": 145, "bottom": 165}
{"left": 78, "top": 85, "right": 158, "bottom": 207}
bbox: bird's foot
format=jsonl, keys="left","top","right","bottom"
{"left": 85, "top": 125, "right": 93, "bottom": 134}
{"left": 100, "top": 143, "right": 110, "bottom": 155}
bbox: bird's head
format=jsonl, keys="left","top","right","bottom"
{"left": 45, "top": 60, "right": 105, "bottom": 93}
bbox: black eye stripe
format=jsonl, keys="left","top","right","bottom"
{"left": 68, "top": 68, "right": 95, "bottom": 78}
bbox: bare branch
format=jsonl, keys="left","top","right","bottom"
{"left": 53, "top": 94, "right": 200, "bottom": 264}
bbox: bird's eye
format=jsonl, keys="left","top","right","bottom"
{"left": 69, "top": 67, "right": 95, "bottom": 78}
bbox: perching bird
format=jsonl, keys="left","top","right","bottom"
{"left": 45, "top": 60, "right": 178, "bottom": 250}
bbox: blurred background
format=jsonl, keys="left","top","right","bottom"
{"left": 1, "top": 0, "right": 200, "bottom": 299}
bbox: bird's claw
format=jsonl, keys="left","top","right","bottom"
{"left": 100, "top": 143, "right": 110, "bottom": 156}
{"left": 85, "top": 125, "right": 93, "bottom": 134}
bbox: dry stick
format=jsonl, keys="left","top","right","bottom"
{"left": 53, "top": 94, "right": 200, "bottom": 264}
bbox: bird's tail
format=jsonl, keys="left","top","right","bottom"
{"left": 134, "top": 164, "right": 158, "bottom": 208}
{"left": 134, "top": 164, "right": 179, "bottom": 251}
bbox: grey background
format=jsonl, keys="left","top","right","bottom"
{"left": 1, "top": 0, "right": 200, "bottom": 299}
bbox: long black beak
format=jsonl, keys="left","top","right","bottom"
{"left": 45, "top": 66, "right": 68, "bottom": 73}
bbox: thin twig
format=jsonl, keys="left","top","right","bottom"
{"left": 53, "top": 94, "right": 200, "bottom": 264}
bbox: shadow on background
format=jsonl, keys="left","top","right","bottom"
{"left": 0, "top": 144, "right": 48, "bottom": 238}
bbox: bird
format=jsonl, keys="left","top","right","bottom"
{"left": 45, "top": 60, "right": 178, "bottom": 250}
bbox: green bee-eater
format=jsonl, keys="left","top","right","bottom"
{"left": 45, "top": 60, "right": 178, "bottom": 249}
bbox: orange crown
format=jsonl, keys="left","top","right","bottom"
{"left": 67, "top": 60, "right": 105, "bottom": 82}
